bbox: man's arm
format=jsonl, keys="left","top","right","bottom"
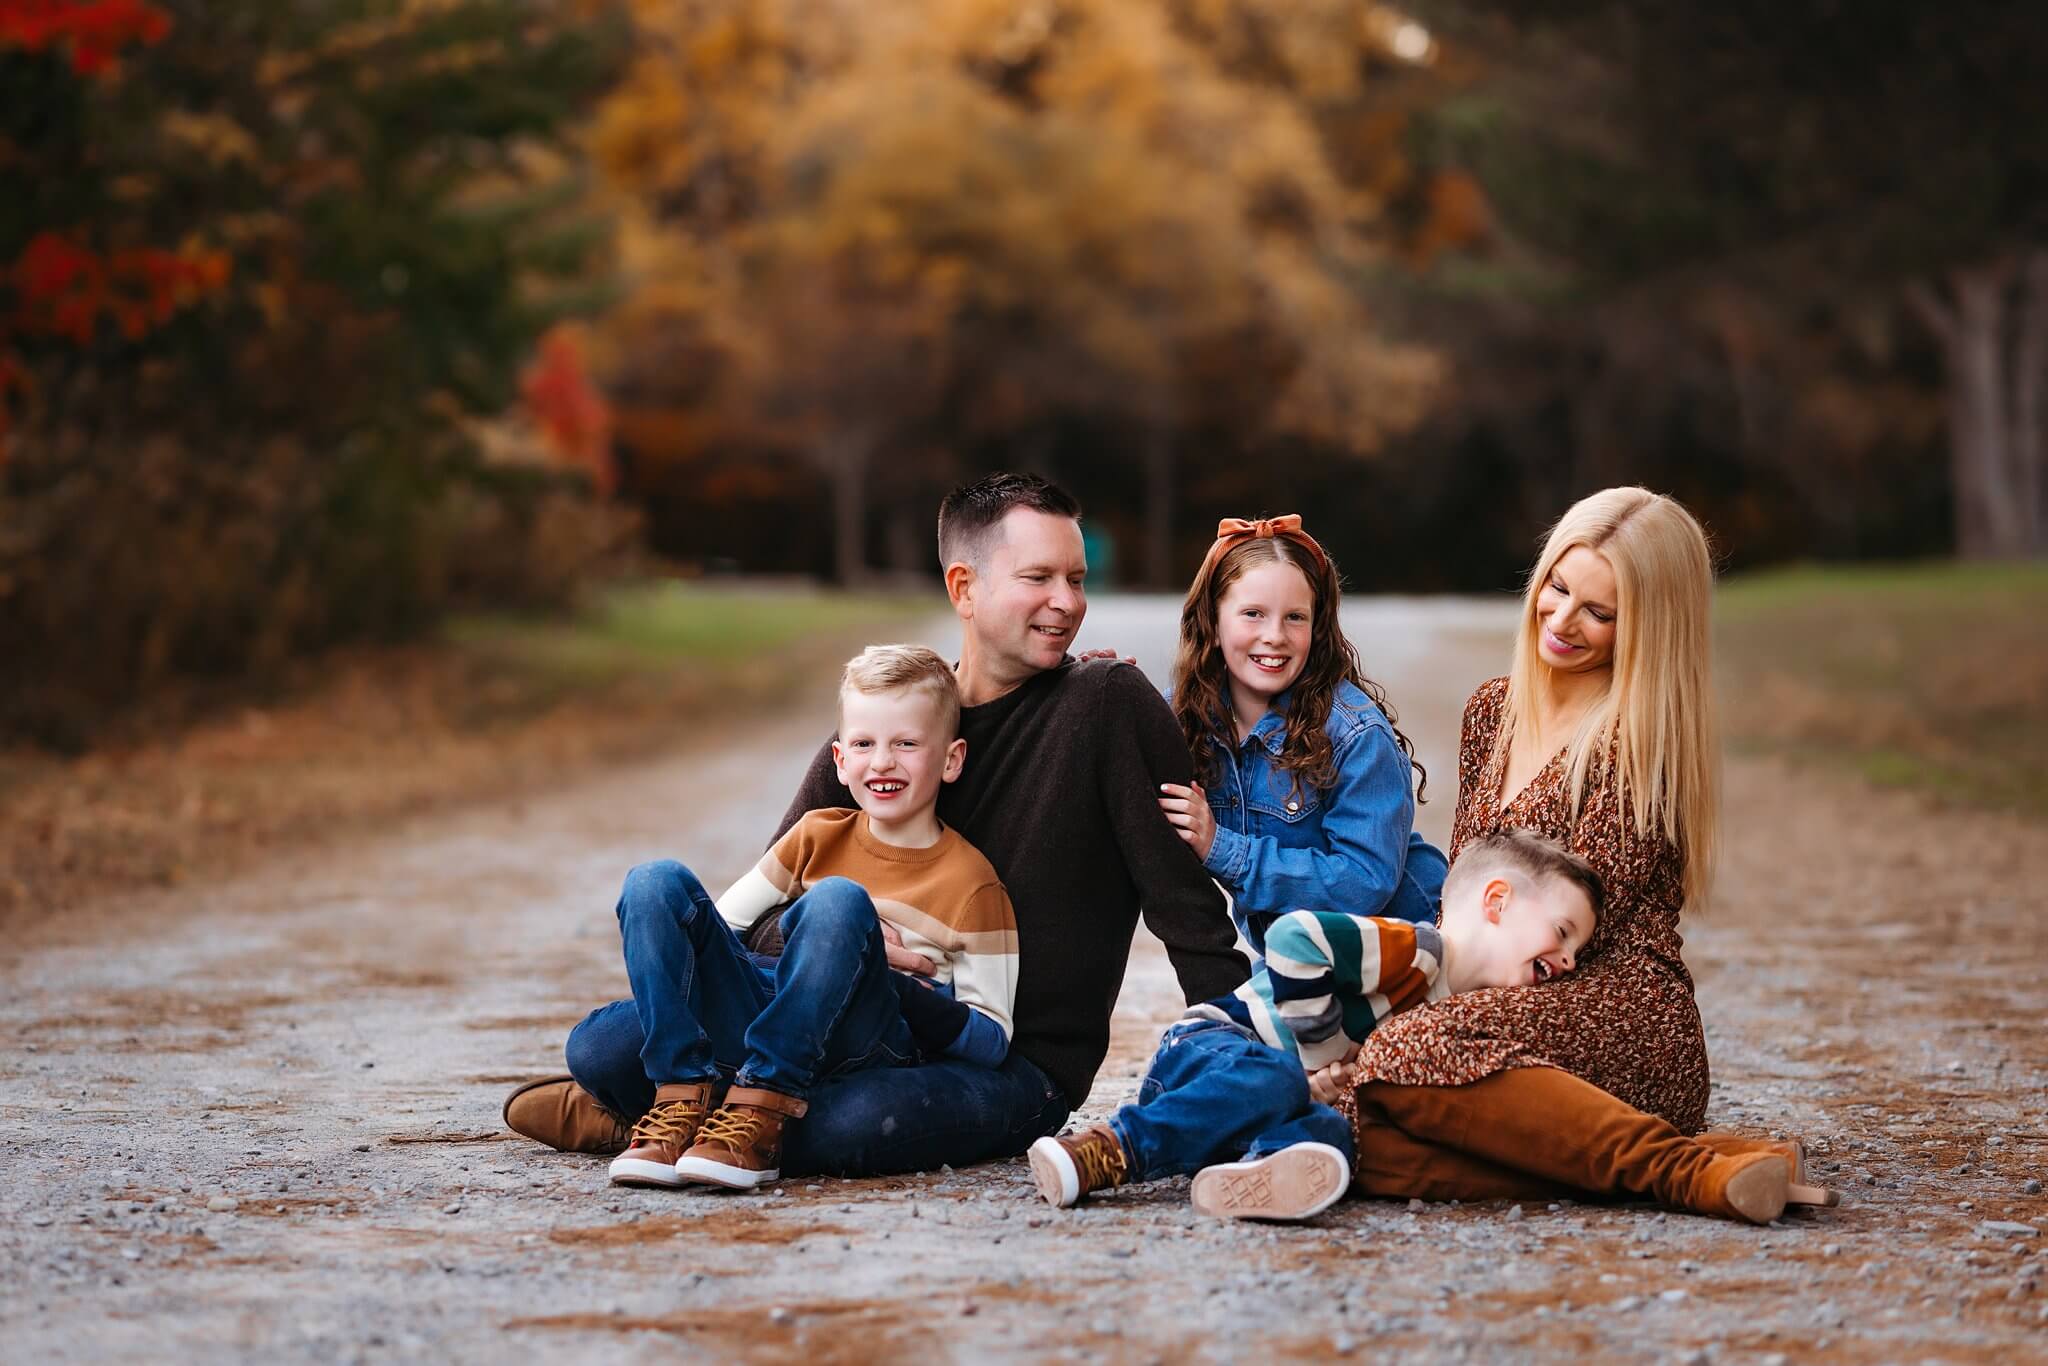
{"left": 773, "top": 738, "right": 853, "bottom": 841}
{"left": 1094, "top": 662, "right": 1250, "bottom": 1003}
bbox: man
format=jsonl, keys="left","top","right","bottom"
{"left": 505, "top": 473, "right": 1248, "bottom": 1175}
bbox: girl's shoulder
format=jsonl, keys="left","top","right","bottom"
{"left": 1325, "top": 679, "right": 1391, "bottom": 746}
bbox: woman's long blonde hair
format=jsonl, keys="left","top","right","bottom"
{"left": 1499, "top": 487, "right": 1720, "bottom": 910}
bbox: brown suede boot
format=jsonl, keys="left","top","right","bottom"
{"left": 1359, "top": 1067, "right": 1810, "bottom": 1225}
{"left": 607, "top": 1081, "right": 716, "bottom": 1188}
{"left": 1027, "top": 1126, "right": 1129, "bottom": 1208}
{"left": 1694, "top": 1132, "right": 1839, "bottom": 1207}
{"left": 675, "top": 1087, "right": 808, "bottom": 1189}
{"left": 1350, "top": 1111, "right": 1573, "bottom": 1205}
{"left": 502, "top": 1075, "right": 628, "bottom": 1155}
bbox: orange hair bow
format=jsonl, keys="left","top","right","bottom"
{"left": 1193, "top": 514, "right": 1328, "bottom": 586}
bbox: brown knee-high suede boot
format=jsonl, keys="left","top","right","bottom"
{"left": 1350, "top": 1112, "right": 1572, "bottom": 1204}
{"left": 1358, "top": 1067, "right": 1792, "bottom": 1225}
{"left": 1694, "top": 1132, "right": 1806, "bottom": 1182}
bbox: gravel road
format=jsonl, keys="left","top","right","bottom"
{"left": 3, "top": 595, "right": 2045, "bottom": 1364}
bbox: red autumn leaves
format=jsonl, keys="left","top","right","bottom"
{"left": 10, "top": 232, "right": 231, "bottom": 345}
{"left": 0, "top": 0, "right": 167, "bottom": 74}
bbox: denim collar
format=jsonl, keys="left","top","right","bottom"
{"left": 1232, "top": 688, "right": 1294, "bottom": 756}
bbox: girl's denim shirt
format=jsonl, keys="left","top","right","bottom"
{"left": 1201, "top": 680, "right": 1447, "bottom": 947}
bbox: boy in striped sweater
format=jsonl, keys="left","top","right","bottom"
{"left": 1029, "top": 829, "right": 1599, "bottom": 1218}
{"left": 606, "top": 645, "right": 1018, "bottom": 1191}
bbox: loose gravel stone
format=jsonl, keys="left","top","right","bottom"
{"left": 206, "top": 1197, "right": 237, "bottom": 1213}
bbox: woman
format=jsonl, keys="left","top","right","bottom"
{"left": 1322, "top": 487, "right": 1829, "bottom": 1218}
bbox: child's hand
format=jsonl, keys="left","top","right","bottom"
{"left": 1158, "top": 781, "right": 1217, "bottom": 860}
{"left": 1075, "top": 647, "right": 1137, "bottom": 666}
{"left": 880, "top": 921, "right": 936, "bottom": 977}
{"left": 1307, "top": 1060, "right": 1357, "bottom": 1105}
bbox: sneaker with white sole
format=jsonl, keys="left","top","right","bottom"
{"left": 1027, "top": 1125, "right": 1128, "bottom": 1209}
{"left": 1190, "top": 1142, "right": 1350, "bottom": 1221}
{"left": 607, "top": 1082, "right": 714, "bottom": 1188}
{"left": 674, "top": 1086, "right": 807, "bottom": 1189}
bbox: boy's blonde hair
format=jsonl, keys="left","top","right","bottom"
{"left": 1500, "top": 487, "right": 1720, "bottom": 911}
{"left": 1442, "top": 828, "right": 1604, "bottom": 922}
{"left": 841, "top": 644, "right": 961, "bottom": 737}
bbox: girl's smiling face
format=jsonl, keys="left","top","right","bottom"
{"left": 1216, "top": 560, "right": 1316, "bottom": 718}
{"left": 1535, "top": 545, "right": 1619, "bottom": 674}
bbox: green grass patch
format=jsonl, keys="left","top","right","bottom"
{"left": 1716, "top": 559, "right": 2048, "bottom": 818}
{"left": 447, "top": 581, "right": 931, "bottom": 687}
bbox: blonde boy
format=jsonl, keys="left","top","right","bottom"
{"left": 1029, "top": 829, "right": 1599, "bottom": 1219}
{"left": 605, "top": 645, "right": 1017, "bottom": 1192}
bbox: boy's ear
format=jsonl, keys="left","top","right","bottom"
{"left": 830, "top": 739, "right": 847, "bottom": 776}
{"left": 944, "top": 562, "right": 976, "bottom": 617}
{"left": 942, "top": 736, "right": 967, "bottom": 783}
{"left": 1482, "top": 876, "right": 1512, "bottom": 924}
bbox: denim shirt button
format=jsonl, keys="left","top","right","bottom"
{"left": 1286, "top": 800, "right": 1299, "bottom": 812}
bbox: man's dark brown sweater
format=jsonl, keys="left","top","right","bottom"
{"left": 766, "top": 657, "right": 1250, "bottom": 1107}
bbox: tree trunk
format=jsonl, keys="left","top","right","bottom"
{"left": 1143, "top": 426, "right": 1173, "bottom": 588}
{"left": 2014, "top": 252, "right": 2048, "bottom": 553}
{"left": 822, "top": 430, "right": 873, "bottom": 586}
{"left": 1907, "top": 260, "right": 2035, "bottom": 559}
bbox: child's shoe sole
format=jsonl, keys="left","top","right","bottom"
{"left": 1190, "top": 1142, "right": 1349, "bottom": 1222}
{"left": 1026, "top": 1136, "right": 1081, "bottom": 1208}
{"left": 674, "top": 1156, "right": 779, "bottom": 1189}
{"left": 608, "top": 1155, "right": 686, "bottom": 1188}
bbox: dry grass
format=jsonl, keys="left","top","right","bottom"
{"left": 0, "top": 582, "right": 930, "bottom": 924}
{"left": 1717, "top": 561, "right": 2048, "bottom": 817}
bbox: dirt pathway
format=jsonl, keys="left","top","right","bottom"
{"left": 3, "top": 597, "right": 2044, "bottom": 1364}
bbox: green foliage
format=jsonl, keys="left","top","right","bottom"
{"left": 1, "top": 0, "right": 634, "bottom": 746}
{"left": 444, "top": 582, "right": 931, "bottom": 693}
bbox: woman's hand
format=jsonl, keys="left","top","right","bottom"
{"left": 1158, "top": 781, "right": 1217, "bottom": 860}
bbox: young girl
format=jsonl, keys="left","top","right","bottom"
{"left": 1157, "top": 515, "right": 1446, "bottom": 948}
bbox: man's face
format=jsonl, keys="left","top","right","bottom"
{"left": 832, "top": 687, "right": 964, "bottom": 823}
{"left": 959, "top": 508, "right": 1088, "bottom": 683}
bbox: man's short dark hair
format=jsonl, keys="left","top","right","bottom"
{"left": 1443, "top": 828, "right": 1604, "bottom": 921}
{"left": 937, "top": 472, "right": 1083, "bottom": 570}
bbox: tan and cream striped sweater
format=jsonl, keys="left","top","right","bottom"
{"left": 717, "top": 807, "right": 1019, "bottom": 1045}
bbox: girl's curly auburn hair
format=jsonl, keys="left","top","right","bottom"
{"left": 1170, "top": 535, "right": 1426, "bottom": 805}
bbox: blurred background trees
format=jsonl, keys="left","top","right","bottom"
{"left": 1, "top": 0, "right": 630, "bottom": 744}
{"left": 5, "top": 0, "right": 2042, "bottom": 747}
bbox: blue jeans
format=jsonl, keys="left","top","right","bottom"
{"left": 585, "top": 858, "right": 917, "bottom": 1100}
{"left": 1109, "top": 1017, "right": 1354, "bottom": 1183}
{"left": 566, "top": 861, "right": 1071, "bottom": 1175}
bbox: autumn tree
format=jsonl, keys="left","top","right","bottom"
{"left": 592, "top": 0, "right": 1442, "bottom": 583}
{"left": 1, "top": 0, "right": 629, "bottom": 742}
{"left": 1409, "top": 0, "right": 2048, "bottom": 559}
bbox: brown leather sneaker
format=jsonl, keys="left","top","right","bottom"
{"left": 502, "top": 1075, "right": 628, "bottom": 1155}
{"left": 1027, "top": 1125, "right": 1128, "bottom": 1208}
{"left": 1190, "top": 1142, "right": 1350, "bottom": 1221}
{"left": 608, "top": 1082, "right": 716, "bottom": 1188}
{"left": 675, "top": 1087, "right": 808, "bottom": 1189}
